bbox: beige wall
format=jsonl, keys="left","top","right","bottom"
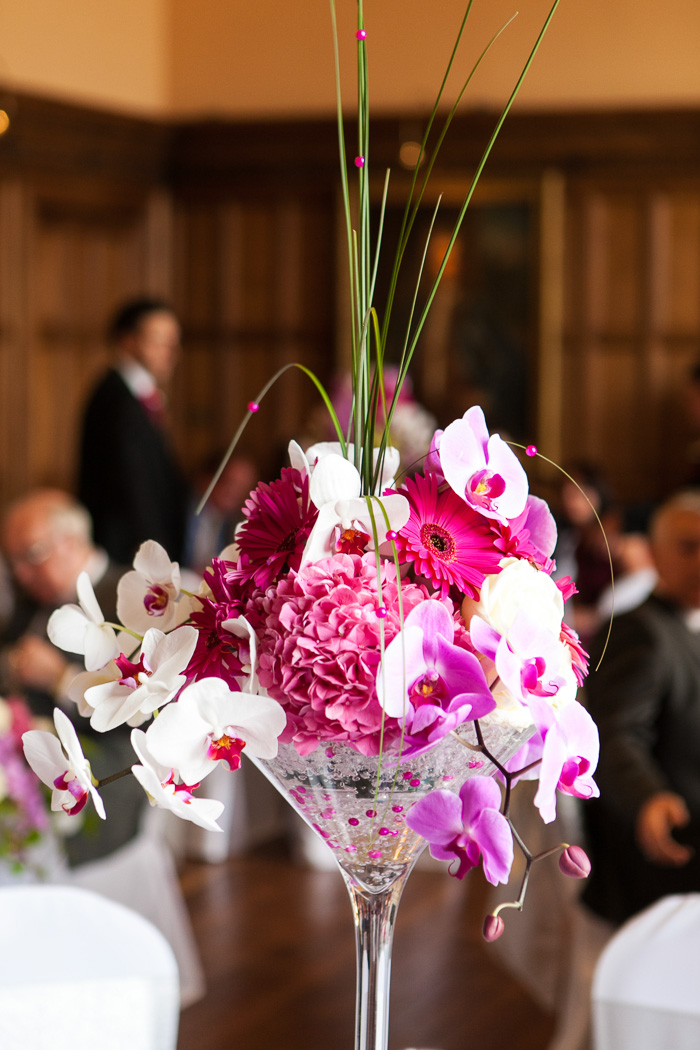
{"left": 1, "top": 0, "right": 700, "bottom": 117}
{"left": 0, "top": 0, "right": 170, "bottom": 113}
{"left": 169, "top": 0, "right": 700, "bottom": 117}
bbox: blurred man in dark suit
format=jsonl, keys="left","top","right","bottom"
{"left": 78, "top": 297, "right": 189, "bottom": 565}
{"left": 583, "top": 489, "right": 700, "bottom": 923}
{"left": 549, "top": 489, "right": 700, "bottom": 1050}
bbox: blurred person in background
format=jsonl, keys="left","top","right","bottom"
{"left": 184, "top": 451, "right": 258, "bottom": 574}
{"left": 548, "top": 489, "right": 700, "bottom": 1050}
{"left": 78, "top": 297, "right": 189, "bottom": 565}
{"left": 0, "top": 489, "right": 144, "bottom": 865}
{"left": 556, "top": 462, "right": 655, "bottom": 645}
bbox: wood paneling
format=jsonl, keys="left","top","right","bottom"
{"left": 0, "top": 93, "right": 174, "bottom": 505}
{"left": 562, "top": 177, "right": 700, "bottom": 505}
{"left": 171, "top": 194, "right": 335, "bottom": 479}
{"left": 3, "top": 91, "right": 700, "bottom": 513}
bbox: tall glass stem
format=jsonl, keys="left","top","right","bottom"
{"left": 340, "top": 867, "right": 411, "bottom": 1050}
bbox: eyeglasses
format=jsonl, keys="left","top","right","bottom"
{"left": 7, "top": 538, "right": 56, "bottom": 569}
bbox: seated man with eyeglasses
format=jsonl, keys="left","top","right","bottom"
{"left": 0, "top": 488, "right": 145, "bottom": 865}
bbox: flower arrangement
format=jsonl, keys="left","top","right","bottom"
{"left": 21, "top": 0, "right": 598, "bottom": 943}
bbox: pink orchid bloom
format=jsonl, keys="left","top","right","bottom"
{"left": 438, "top": 406, "right": 528, "bottom": 524}
{"left": 493, "top": 494, "right": 558, "bottom": 571}
{"left": 470, "top": 611, "right": 571, "bottom": 709}
{"left": 130, "top": 729, "right": 224, "bottom": 832}
{"left": 144, "top": 677, "right": 286, "bottom": 785}
{"left": 22, "top": 708, "right": 105, "bottom": 819}
{"left": 533, "top": 699, "right": 599, "bottom": 823}
{"left": 406, "top": 776, "right": 513, "bottom": 884}
{"left": 501, "top": 732, "right": 547, "bottom": 784}
{"left": 423, "top": 428, "right": 445, "bottom": 482}
{"left": 377, "top": 599, "right": 495, "bottom": 757}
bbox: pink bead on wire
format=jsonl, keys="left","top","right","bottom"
{"left": 375, "top": 605, "right": 388, "bottom": 619}
{"left": 356, "top": 29, "right": 367, "bottom": 40}
{"left": 386, "top": 530, "right": 398, "bottom": 541}
{"left": 248, "top": 401, "right": 260, "bottom": 413}
{"left": 526, "top": 444, "right": 537, "bottom": 457}
{"left": 354, "top": 156, "right": 365, "bottom": 168}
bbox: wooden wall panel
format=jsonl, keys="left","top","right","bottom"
{"left": 24, "top": 185, "right": 174, "bottom": 499}
{"left": 585, "top": 193, "right": 643, "bottom": 338}
{"left": 5, "top": 93, "right": 700, "bottom": 519}
{"left": 0, "top": 93, "right": 173, "bottom": 509}
{"left": 0, "top": 179, "right": 30, "bottom": 501}
{"left": 172, "top": 194, "right": 335, "bottom": 481}
{"left": 561, "top": 179, "right": 700, "bottom": 508}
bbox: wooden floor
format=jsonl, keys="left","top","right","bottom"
{"left": 176, "top": 841, "right": 554, "bottom": 1050}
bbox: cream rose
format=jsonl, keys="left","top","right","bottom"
{"left": 471, "top": 558, "right": 564, "bottom": 638}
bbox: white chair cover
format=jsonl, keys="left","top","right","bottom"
{"left": 0, "top": 884, "right": 179, "bottom": 1050}
{"left": 68, "top": 826, "right": 205, "bottom": 1008}
{"left": 593, "top": 893, "right": 700, "bottom": 1050}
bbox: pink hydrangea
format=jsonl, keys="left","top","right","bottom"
{"left": 247, "top": 552, "right": 454, "bottom": 756}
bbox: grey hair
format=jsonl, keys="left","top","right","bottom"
{"left": 649, "top": 489, "right": 700, "bottom": 543}
{"left": 47, "top": 500, "right": 93, "bottom": 543}
{"left": 4, "top": 489, "right": 93, "bottom": 545}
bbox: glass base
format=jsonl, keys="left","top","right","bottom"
{"left": 249, "top": 715, "right": 532, "bottom": 891}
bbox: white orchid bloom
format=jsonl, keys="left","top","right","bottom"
{"left": 67, "top": 666, "right": 116, "bottom": 719}
{"left": 130, "top": 729, "right": 224, "bottom": 832}
{"left": 288, "top": 438, "right": 311, "bottom": 475}
{"left": 299, "top": 452, "right": 409, "bottom": 566}
{"left": 47, "top": 572, "right": 120, "bottom": 672}
{"left": 22, "top": 708, "right": 105, "bottom": 819}
{"left": 117, "top": 540, "right": 196, "bottom": 635}
{"left": 86, "top": 625, "right": 198, "bottom": 733}
{"left": 220, "top": 615, "right": 259, "bottom": 692}
{"left": 290, "top": 440, "right": 401, "bottom": 492}
{"left": 145, "top": 677, "right": 286, "bottom": 785}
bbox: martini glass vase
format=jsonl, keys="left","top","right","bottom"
{"left": 248, "top": 715, "right": 532, "bottom": 1050}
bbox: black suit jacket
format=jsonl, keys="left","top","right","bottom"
{"left": 78, "top": 369, "right": 188, "bottom": 564}
{"left": 583, "top": 594, "right": 700, "bottom": 923}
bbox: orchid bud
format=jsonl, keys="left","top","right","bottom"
{"left": 482, "top": 914, "right": 505, "bottom": 942}
{"left": 559, "top": 844, "right": 591, "bottom": 879}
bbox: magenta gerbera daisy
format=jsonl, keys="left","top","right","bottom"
{"left": 560, "top": 621, "right": 590, "bottom": 687}
{"left": 230, "top": 467, "right": 317, "bottom": 591}
{"left": 393, "top": 472, "right": 503, "bottom": 599}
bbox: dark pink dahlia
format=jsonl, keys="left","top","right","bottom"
{"left": 229, "top": 467, "right": 317, "bottom": 592}
{"left": 186, "top": 596, "right": 246, "bottom": 689}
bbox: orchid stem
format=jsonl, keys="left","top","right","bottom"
{"left": 96, "top": 767, "right": 134, "bottom": 788}
{"left": 104, "top": 623, "right": 142, "bottom": 641}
